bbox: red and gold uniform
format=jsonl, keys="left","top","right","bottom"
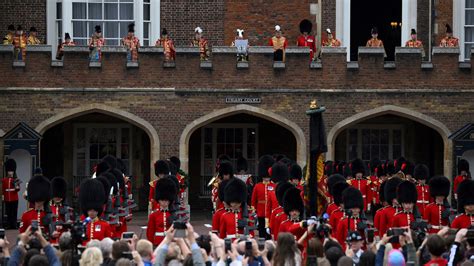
{"left": 156, "top": 37, "right": 175, "bottom": 62}
{"left": 440, "top": 37, "right": 459, "bottom": 47}
{"left": 405, "top": 39, "right": 423, "bottom": 48}
{"left": 348, "top": 178, "right": 370, "bottom": 211}
{"left": 423, "top": 203, "right": 448, "bottom": 233}
{"left": 191, "top": 27, "right": 210, "bottom": 61}
{"left": 219, "top": 209, "right": 255, "bottom": 241}
{"left": 336, "top": 216, "right": 361, "bottom": 250}
{"left": 366, "top": 38, "right": 383, "bottom": 47}
{"left": 212, "top": 207, "right": 228, "bottom": 234}
{"left": 391, "top": 211, "right": 415, "bottom": 228}
{"left": 269, "top": 35, "right": 288, "bottom": 62}
{"left": 374, "top": 206, "right": 387, "bottom": 237}
{"left": 326, "top": 202, "right": 338, "bottom": 218}
{"left": 2, "top": 174, "right": 20, "bottom": 229}
{"left": 270, "top": 207, "right": 287, "bottom": 240}
{"left": 147, "top": 208, "right": 172, "bottom": 246}
{"left": 49, "top": 201, "right": 68, "bottom": 245}
{"left": 451, "top": 214, "right": 474, "bottom": 229}
{"left": 83, "top": 217, "right": 112, "bottom": 245}
{"left": 329, "top": 208, "right": 345, "bottom": 236}
{"left": 323, "top": 38, "right": 341, "bottom": 47}
{"left": 416, "top": 183, "right": 430, "bottom": 216}
{"left": 19, "top": 208, "right": 48, "bottom": 234}
{"left": 378, "top": 205, "right": 399, "bottom": 237}
{"left": 56, "top": 38, "right": 75, "bottom": 60}
{"left": 123, "top": 35, "right": 140, "bottom": 62}
{"left": 149, "top": 179, "right": 159, "bottom": 211}
{"left": 12, "top": 31, "right": 27, "bottom": 60}
{"left": 368, "top": 175, "right": 382, "bottom": 207}
{"left": 27, "top": 35, "right": 40, "bottom": 45}
{"left": 3, "top": 32, "right": 13, "bottom": 44}
{"left": 251, "top": 180, "right": 276, "bottom": 230}
{"left": 89, "top": 26, "right": 105, "bottom": 61}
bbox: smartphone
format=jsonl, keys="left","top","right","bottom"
{"left": 31, "top": 221, "right": 39, "bottom": 232}
{"left": 366, "top": 228, "right": 375, "bottom": 243}
{"left": 258, "top": 237, "right": 265, "bottom": 251}
{"left": 122, "top": 251, "right": 134, "bottom": 260}
{"left": 387, "top": 227, "right": 407, "bottom": 237}
{"left": 245, "top": 241, "right": 253, "bottom": 257}
{"left": 122, "top": 232, "right": 134, "bottom": 239}
{"left": 225, "top": 238, "right": 232, "bottom": 253}
{"left": 173, "top": 221, "right": 187, "bottom": 238}
{"left": 0, "top": 229, "right": 5, "bottom": 239}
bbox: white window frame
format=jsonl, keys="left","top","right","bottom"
{"left": 73, "top": 123, "right": 133, "bottom": 177}
{"left": 454, "top": 0, "right": 473, "bottom": 61}
{"left": 46, "top": 0, "right": 160, "bottom": 59}
{"left": 345, "top": 124, "right": 405, "bottom": 162}
{"left": 336, "top": 0, "right": 417, "bottom": 61}
{"left": 200, "top": 124, "right": 259, "bottom": 177}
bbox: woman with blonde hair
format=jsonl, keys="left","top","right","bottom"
{"left": 272, "top": 232, "right": 302, "bottom": 266}
{"left": 79, "top": 247, "right": 103, "bottom": 266}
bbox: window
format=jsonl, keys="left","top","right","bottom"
{"left": 466, "top": 0, "right": 474, "bottom": 59}
{"left": 143, "top": 0, "right": 151, "bottom": 46}
{"left": 71, "top": 0, "right": 134, "bottom": 46}
{"left": 200, "top": 124, "right": 258, "bottom": 196}
{"left": 73, "top": 124, "right": 132, "bottom": 178}
{"left": 56, "top": 2, "right": 62, "bottom": 44}
{"left": 345, "top": 125, "right": 404, "bottom": 162}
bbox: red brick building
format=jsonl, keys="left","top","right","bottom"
{"left": 0, "top": 1, "right": 473, "bottom": 213}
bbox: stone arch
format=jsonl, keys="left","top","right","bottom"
{"left": 326, "top": 105, "right": 452, "bottom": 178}
{"left": 179, "top": 104, "right": 307, "bottom": 171}
{"left": 35, "top": 103, "right": 160, "bottom": 175}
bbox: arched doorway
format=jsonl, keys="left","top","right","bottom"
{"left": 180, "top": 105, "right": 306, "bottom": 211}
{"left": 36, "top": 105, "right": 159, "bottom": 211}
{"left": 327, "top": 105, "right": 452, "bottom": 178}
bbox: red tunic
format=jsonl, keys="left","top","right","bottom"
{"left": 453, "top": 175, "right": 467, "bottom": 197}
{"left": 391, "top": 211, "right": 415, "bottom": 228}
{"left": 296, "top": 35, "right": 316, "bottom": 60}
{"left": 423, "top": 203, "right": 448, "bottom": 233}
{"left": 212, "top": 208, "right": 227, "bottom": 234}
{"left": 329, "top": 208, "right": 344, "bottom": 236}
{"left": 19, "top": 209, "right": 48, "bottom": 234}
{"left": 219, "top": 210, "right": 244, "bottom": 241}
{"left": 49, "top": 202, "right": 68, "bottom": 245}
{"left": 288, "top": 222, "right": 307, "bottom": 240}
{"left": 374, "top": 206, "right": 387, "bottom": 237}
{"left": 147, "top": 209, "right": 172, "bottom": 246}
{"left": 451, "top": 214, "right": 474, "bottom": 229}
{"left": 271, "top": 211, "right": 287, "bottom": 240}
{"left": 83, "top": 218, "right": 112, "bottom": 245}
{"left": 424, "top": 258, "right": 447, "bottom": 266}
{"left": 148, "top": 179, "right": 159, "bottom": 210}
{"left": 279, "top": 219, "right": 299, "bottom": 235}
{"left": 2, "top": 177, "right": 19, "bottom": 202}
{"left": 368, "top": 176, "right": 381, "bottom": 207}
{"left": 416, "top": 184, "right": 431, "bottom": 215}
{"left": 251, "top": 181, "right": 276, "bottom": 219}
{"left": 269, "top": 206, "right": 283, "bottom": 236}
{"left": 348, "top": 178, "right": 370, "bottom": 210}
{"left": 336, "top": 216, "right": 361, "bottom": 250}
{"left": 326, "top": 203, "right": 338, "bottom": 218}
{"left": 378, "top": 206, "right": 399, "bottom": 237}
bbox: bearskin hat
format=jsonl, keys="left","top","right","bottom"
{"left": 400, "top": 160, "right": 414, "bottom": 177}
{"left": 446, "top": 24, "right": 453, "bottom": 34}
{"left": 458, "top": 159, "right": 470, "bottom": 174}
{"left": 379, "top": 180, "right": 387, "bottom": 203}
{"left": 327, "top": 174, "right": 346, "bottom": 196}
{"left": 236, "top": 157, "right": 248, "bottom": 172}
{"left": 111, "top": 168, "right": 125, "bottom": 191}
{"left": 394, "top": 157, "right": 406, "bottom": 172}
{"left": 169, "top": 156, "right": 181, "bottom": 170}
{"left": 104, "top": 172, "right": 118, "bottom": 196}
{"left": 279, "top": 157, "right": 293, "bottom": 167}
{"left": 342, "top": 186, "right": 363, "bottom": 210}
{"left": 218, "top": 179, "right": 230, "bottom": 202}
{"left": 155, "top": 177, "right": 177, "bottom": 203}
{"left": 96, "top": 161, "right": 111, "bottom": 176}
{"left": 116, "top": 159, "right": 127, "bottom": 176}
{"left": 258, "top": 155, "right": 275, "bottom": 178}
{"left": 384, "top": 177, "right": 402, "bottom": 204}
{"left": 102, "top": 155, "right": 117, "bottom": 169}
{"left": 95, "top": 25, "right": 101, "bottom": 33}
{"left": 351, "top": 158, "right": 366, "bottom": 176}
{"left": 429, "top": 176, "right": 450, "bottom": 198}
{"left": 51, "top": 176, "right": 67, "bottom": 199}
{"left": 397, "top": 181, "right": 417, "bottom": 204}
{"left": 335, "top": 161, "right": 345, "bottom": 175}
{"left": 283, "top": 187, "right": 304, "bottom": 215}
{"left": 299, "top": 19, "right": 312, "bottom": 34}
{"left": 276, "top": 181, "right": 294, "bottom": 206}
{"left": 79, "top": 178, "right": 105, "bottom": 216}
{"left": 4, "top": 159, "right": 16, "bottom": 172}
{"left": 411, "top": 29, "right": 417, "bottom": 35}
{"left": 154, "top": 160, "right": 170, "bottom": 176}
{"left": 28, "top": 175, "right": 51, "bottom": 203}
{"left": 128, "top": 23, "right": 135, "bottom": 33}
{"left": 369, "top": 158, "right": 381, "bottom": 175}
{"left": 414, "top": 164, "right": 429, "bottom": 181}
{"left": 289, "top": 163, "right": 303, "bottom": 181}
{"left": 218, "top": 160, "right": 234, "bottom": 178}
{"left": 166, "top": 175, "right": 180, "bottom": 192}
{"left": 385, "top": 160, "right": 396, "bottom": 176}
{"left": 224, "top": 178, "right": 247, "bottom": 205}
{"left": 343, "top": 163, "right": 353, "bottom": 179}
{"left": 457, "top": 179, "right": 474, "bottom": 213}
{"left": 325, "top": 161, "right": 335, "bottom": 176}
{"left": 271, "top": 162, "right": 289, "bottom": 183}
{"left": 95, "top": 175, "right": 111, "bottom": 204}
{"left": 332, "top": 181, "right": 350, "bottom": 206}
{"left": 65, "top": 33, "right": 71, "bottom": 40}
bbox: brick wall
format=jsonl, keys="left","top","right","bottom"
{"left": 417, "top": 0, "right": 430, "bottom": 56}
{"left": 160, "top": 0, "right": 225, "bottom": 46}
{"left": 434, "top": 0, "right": 453, "bottom": 45}
{"left": 0, "top": 0, "right": 46, "bottom": 43}
{"left": 223, "top": 0, "right": 317, "bottom": 46}
{"left": 321, "top": 0, "right": 335, "bottom": 38}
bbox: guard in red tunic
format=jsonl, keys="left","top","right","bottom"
{"left": 149, "top": 160, "right": 170, "bottom": 211}
{"left": 147, "top": 177, "right": 176, "bottom": 246}
{"left": 251, "top": 155, "right": 275, "bottom": 239}
{"left": 369, "top": 162, "right": 387, "bottom": 216}
{"left": 19, "top": 175, "right": 51, "bottom": 235}
{"left": 279, "top": 187, "right": 306, "bottom": 240}
{"left": 391, "top": 181, "right": 417, "bottom": 229}
{"left": 2, "top": 159, "right": 20, "bottom": 229}
{"left": 79, "top": 178, "right": 112, "bottom": 245}
{"left": 269, "top": 182, "right": 293, "bottom": 240}
{"left": 209, "top": 155, "right": 232, "bottom": 211}
{"left": 453, "top": 159, "right": 470, "bottom": 200}
{"left": 296, "top": 19, "right": 316, "bottom": 61}
{"left": 325, "top": 174, "right": 346, "bottom": 217}
{"left": 424, "top": 176, "right": 451, "bottom": 233}
{"left": 49, "top": 176, "right": 71, "bottom": 245}
{"left": 452, "top": 180, "right": 474, "bottom": 229}
{"left": 211, "top": 179, "right": 230, "bottom": 234}
{"left": 329, "top": 181, "right": 350, "bottom": 237}
{"left": 321, "top": 161, "right": 335, "bottom": 199}
{"left": 336, "top": 187, "right": 365, "bottom": 250}
{"left": 347, "top": 159, "right": 370, "bottom": 211}
{"left": 219, "top": 178, "right": 249, "bottom": 240}
{"left": 377, "top": 177, "right": 402, "bottom": 237}
{"left": 266, "top": 163, "right": 290, "bottom": 233}
{"left": 374, "top": 180, "right": 388, "bottom": 237}
{"left": 413, "top": 164, "right": 431, "bottom": 215}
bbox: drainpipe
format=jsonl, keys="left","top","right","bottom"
{"left": 428, "top": 0, "right": 433, "bottom": 61}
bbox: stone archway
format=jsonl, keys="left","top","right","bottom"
{"left": 179, "top": 104, "right": 307, "bottom": 172}
{"left": 35, "top": 103, "right": 160, "bottom": 176}
{"left": 326, "top": 105, "right": 452, "bottom": 178}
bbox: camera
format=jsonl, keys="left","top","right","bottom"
{"left": 258, "top": 238, "right": 265, "bottom": 251}
{"left": 122, "top": 232, "right": 134, "bottom": 240}
{"left": 173, "top": 221, "right": 187, "bottom": 238}
{"left": 314, "top": 215, "right": 330, "bottom": 239}
{"left": 225, "top": 238, "right": 232, "bottom": 253}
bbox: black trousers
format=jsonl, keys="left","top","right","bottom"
{"left": 273, "top": 50, "right": 284, "bottom": 61}
{"left": 257, "top": 217, "right": 270, "bottom": 239}
{"left": 5, "top": 201, "right": 18, "bottom": 229}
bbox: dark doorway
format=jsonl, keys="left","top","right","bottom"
{"left": 350, "top": 0, "right": 402, "bottom": 61}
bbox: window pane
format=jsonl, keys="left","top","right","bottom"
{"left": 217, "top": 128, "right": 225, "bottom": 143}
{"left": 120, "top": 3, "right": 134, "bottom": 19}
{"left": 143, "top": 39, "right": 149, "bottom": 46}
{"left": 381, "top": 129, "right": 389, "bottom": 144}
{"left": 75, "top": 39, "right": 88, "bottom": 45}
{"left": 121, "top": 144, "right": 129, "bottom": 159}
{"left": 465, "top": 43, "right": 474, "bottom": 59}
{"left": 90, "top": 143, "right": 99, "bottom": 159}
{"left": 204, "top": 144, "right": 212, "bottom": 159}
{"left": 217, "top": 143, "right": 225, "bottom": 156}
{"left": 380, "top": 145, "right": 389, "bottom": 160}
{"left": 143, "top": 22, "right": 150, "bottom": 38}
{"left": 144, "top": 4, "right": 150, "bottom": 20}
{"left": 247, "top": 128, "right": 256, "bottom": 143}
{"left": 90, "top": 128, "right": 98, "bottom": 143}
{"left": 371, "top": 145, "right": 379, "bottom": 160}
{"left": 99, "top": 144, "right": 108, "bottom": 158}
{"left": 204, "top": 128, "right": 212, "bottom": 143}
{"left": 235, "top": 128, "right": 243, "bottom": 143}
{"left": 393, "top": 130, "right": 402, "bottom": 144}
{"left": 247, "top": 144, "right": 255, "bottom": 159}
{"left": 235, "top": 144, "right": 243, "bottom": 158}
{"left": 105, "top": 22, "right": 118, "bottom": 38}
{"left": 467, "top": 0, "right": 474, "bottom": 8}
{"left": 73, "top": 21, "right": 87, "bottom": 38}
{"left": 362, "top": 129, "right": 370, "bottom": 145}
{"left": 393, "top": 145, "right": 401, "bottom": 159}
{"left": 77, "top": 160, "right": 86, "bottom": 176}
{"left": 362, "top": 144, "right": 370, "bottom": 160}
{"left": 56, "top": 3, "right": 62, "bottom": 19}
{"left": 120, "top": 22, "right": 130, "bottom": 38}
{"left": 349, "top": 144, "right": 358, "bottom": 161}
{"left": 121, "top": 128, "right": 129, "bottom": 143}
{"left": 226, "top": 128, "right": 234, "bottom": 143}
{"left": 88, "top": 3, "right": 103, "bottom": 19}
{"left": 370, "top": 130, "right": 380, "bottom": 145}
{"left": 226, "top": 144, "right": 235, "bottom": 158}
{"left": 105, "top": 3, "right": 118, "bottom": 19}
{"left": 73, "top": 3, "right": 86, "bottom": 19}
{"left": 349, "top": 129, "right": 357, "bottom": 144}
{"left": 466, "top": 27, "right": 474, "bottom": 42}
{"left": 57, "top": 22, "right": 62, "bottom": 39}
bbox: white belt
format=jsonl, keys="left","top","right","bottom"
{"left": 417, "top": 200, "right": 429, "bottom": 204}
{"left": 362, "top": 195, "right": 366, "bottom": 198}
{"left": 226, "top": 234, "right": 237, "bottom": 238}
{"left": 154, "top": 232, "right": 165, "bottom": 237}
{"left": 5, "top": 189, "right": 16, "bottom": 192}
{"left": 431, "top": 225, "right": 443, "bottom": 229}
